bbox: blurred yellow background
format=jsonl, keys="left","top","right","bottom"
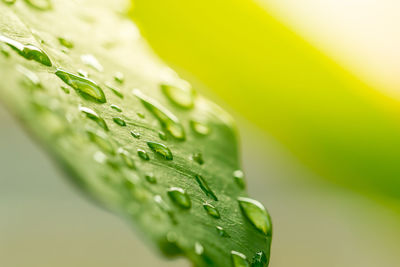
{"left": 1, "top": 0, "right": 400, "bottom": 266}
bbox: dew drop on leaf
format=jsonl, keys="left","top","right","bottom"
{"left": 105, "top": 82, "right": 124, "bottom": 98}
{"left": 161, "top": 84, "right": 195, "bottom": 109}
{"left": 145, "top": 173, "right": 157, "bottom": 184}
{"left": 57, "top": 36, "right": 74, "bottom": 49}
{"left": 112, "top": 117, "right": 126, "bottom": 126}
{"left": 77, "top": 69, "right": 89, "bottom": 78}
{"left": 231, "top": 251, "right": 249, "bottom": 267}
{"left": 113, "top": 71, "right": 124, "bottom": 84}
{"left": 2, "top": 0, "right": 16, "bottom": 5}
{"left": 130, "top": 131, "right": 140, "bottom": 139}
{"left": 55, "top": 69, "right": 106, "bottom": 103}
{"left": 133, "top": 89, "right": 185, "bottom": 140}
{"left": 147, "top": 141, "right": 173, "bottom": 160}
{"left": 233, "top": 170, "right": 246, "bottom": 189}
{"left": 191, "top": 152, "right": 204, "bottom": 165}
{"left": 158, "top": 131, "right": 167, "bottom": 140}
{"left": 137, "top": 148, "right": 150, "bottom": 160}
{"left": 117, "top": 148, "right": 135, "bottom": 169}
{"left": 167, "top": 187, "right": 191, "bottom": 209}
{"left": 81, "top": 54, "right": 103, "bottom": 72}
{"left": 194, "top": 242, "right": 204, "bottom": 255}
{"left": 24, "top": 0, "right": 52, "bottom": 11}
{"left": 190, "top": 120, "right": 211, "bottom": 136}
{"left": 79, "top": 106, "right": 108, "bottom": 131}
{"left": 16, "top": 65, "right": 41, "bottom": 88}
{"left": 203, "top": 202, "right": 220, "bottom": 219}
{"left": 86, "top": 130, "right": 114, "bottom": 155}
{"left": 195, "top": 175, "right": 218, "bottom": 201}
{"left": 110, "top": 104, "right": 122, "bottom": 112}
{"left": 0, "top": 35, "right": 52, "bottom": 66}
{"left": 216, "top": 226, "right": 230, "bottom": 238}
{"left": 238, "top": 197, "right": 272, "bottom": 236}
{"left": 251, "top": 251, "right": 268, "bottom": 267}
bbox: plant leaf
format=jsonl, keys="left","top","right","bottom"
{"left": 0, "top": 0, "right": 271, "bottom": 266}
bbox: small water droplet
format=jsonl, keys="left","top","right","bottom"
{"left": 194, "top": 242, "right": 204, "bottom": 255}
{"left": 154, "top": 195, "right": 176, "bottom": 224}
{"left": 110, "top": 104, "right": 122, "bottom": 112}
{"left": 167, "top": 187, "right": 191, "bottom": 209}
{"left": 86, "top": 130, "right": 114, "bottom": 154}
{"left": 60, "top": 86, "right": 70, "bottom": 94}
{"left": 136, "top": 112, "right": 145, "bottom": 119}
{"left": 93, "top": 151, "right": 107, "bottom": 164}
{"left": 161, "top": 84, "right": 195, "bottom": 109}
{"left": 147, "top": 141, "right": 173, "bottom": 160}
{"left": 191, "top": 152, "right": 204, "bottom": 165}
{"left": 0, "top": 35, "right": 52, "bottom": 66}
{"left": 158, "top": 131, "right": 167, "bottom": 140}
{"left": 105, "top": 83, "right": 124, "bottom": 98}
{"left": 194, "top": 175, "right": 217, "bottom": 201}
{"left": 114, "top": 72, "right": 124, "bottom": 84}
{"left": 190, "top": 120, "right": 211, "bottom": 136}
{"left": 145, "top": 173, "right": 157, "bottom": 184}
{"left": 251, "top": 251, "right": 268, "bottom": 267}
{"left": 137, "top": 149, "right": 150, "bottom": 160}
{"left": 16, "top": 65, "right": 41, "bottom": 88}
{"left": 133, "top": 89, "right": 185, "bottom": 140}
{"left": 77, "top": 69, "right": 89, "bottom": 78}
{"left": 203, "top": 202, "right": 220, "bottom": 218}
{"left": 117, "top": 148, "right": 135, "bottom": 169}
{"left": 231, "top": 251, "right": 249, "bottom": 267}
{"left": 81, "top": 54, "right": 103, "bottom": 72}
{"left": 2, "top": 0, "right": 16, "bottom": 5}
{"left": 130, "top": 131, "right": 140, "bottom": 139}
{"left": 58, "top": 36, "right": 74, "bottom": 49}
{"left": 55, "top": 69, "right": 106, "bottom": 103}
{"left": 113, "top": 117, "right": 126, "bottom": 126}
{"left": 79, "top": 106, "right": 108, "bottom": 131}
{"left": 238, "top": 197, "right": 272, "bottom": 236}
{"left": 216, "top": 226, "right": 230, "bottom": 238}
{"left": 233, "top": 170, "right": 246, "bottom": 189}
{"left": 24, "top": 0, "right": 52, "bottom": 10}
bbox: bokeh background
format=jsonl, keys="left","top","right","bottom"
{"left": 1, "top": 0, "right": 400, "bottom": 266}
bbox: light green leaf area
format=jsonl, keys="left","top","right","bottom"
{"left": 0, "top": 0, "right": 271, "bottom": 266}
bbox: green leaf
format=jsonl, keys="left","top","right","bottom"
{"left": 0, "top": 1, "right": 271, "bottom": 266}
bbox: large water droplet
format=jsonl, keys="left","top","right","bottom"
{"left": 16, "top": 65, "right": 41, "bottom": 88}
{"left": 203, "top": 202, "right": 220, "bottom": 218}
{"left": 195, "top": 175, "right": 218, "bottom": 201}
{"left": 161, "top": 84, "right": 195, "bottom": 109}
{"left": 58, "top": 36, "right": 74, "bottom": 49}
{"left": 238, "top": 197, "right": 272, "bottom": 236}
{"left": 117, "top": 148, "right": 135, "bottom": 169}
{"left": 191, "top": 152, "right": 204, "bottom": 165}
{"left": 167, "top": 187, "right": 191, "bottom": 209}
{"left": 251, "top": 251, "right": 268, "bottom": 267}
{"left": 147, "top": 141, "right": 173, "bottom": 160}
{"left": 231, "top": 251, "right": 249, "bottom": 267}
{"left": 81, "top": 54, "right": 103, "bottom": 72}
{"left": 133, "top": 89, "right": 185, "bottom": 140}
{"left": 137, "top": 149, "right": 150, "bottom": 160}
{"left": 86, "top": 130, "right": 114, "bottom": 154}
{"left": 55, "top": 69, "right": 106, "bottom": 103}
{"left": 233, "top": 170, "right": 246, "bottom": 189}
{"left": 79, "top": 106, "right": 108, "bottom": 131}
{"left": 24, "top": 0, "right": 52, "bottom": 10}
{"left": 216, "top": 226, "right": 230, "bottom": 238}
{"left": 0, "top": 35, "right": 52, "bottom": 66}
{"left": 113, "top": 117, "right": 126, "bottom": 126}
{"left": 190, "top": 120, "right": 211, "bottom": 136}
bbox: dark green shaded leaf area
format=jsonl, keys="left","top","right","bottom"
{"left": 0, "top": 0, "right": 271, "bottom": 266}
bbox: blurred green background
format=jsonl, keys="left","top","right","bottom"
{"left": 1, "top": 0, "right": 400, "bottom": 266}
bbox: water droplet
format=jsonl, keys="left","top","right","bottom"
{"left": 251, "top": 251, "right": 268, "bottom": 267}
{"left": 93, "top": 151, "right": 107, "bottom": 164}
{"left": 113, "top": 117, "right": 126, "bottom": 126}
{"left": 58, "top": 36, "right": 74, "bottom": 49}
{"left": 130, "top": 131, "right": 140, "bottom": 139}
{"left": 117, "top": 148, "right": 135, "bottom": 169}
{"left": 0, "top": 35, "right": 52, "bottom": 66}
{"left": 105, "top": 83, "right": 124, "bottom": 98}
{"left": 133, "top": 89, "right": 185, "bottom": 140}
{"left": 190, "top": 120, "right": 211, "bottom": 136}
{"left": 238, "top": 197, "right": 272, "bottom": 236}
{"left": 137, "top": 149, "right": 149, "bottom": 160}
{"left": 233, "top": 170, "right": 246, "bottom": 189}
{"left": 203, "top": 202, "right": 220, "bottom": 218}
{"left": 147, "top": 141, "right": 173, "bottom": 160}
{"left": 24, "top": 0, "right": 52, "bottom": 10}
{"left": 161, "top": 84, "right": 195, "bottom": 109}
{"left": 145, "top": 173, "right": 157, "bottom": 184}
{"left": 2, "top": 0, "right": 16, "bottom": 5}
{"left": 79, "top": 106, "right": 108, "bottom": 131}
{"left": 55, "top": 69, "right": 106, "bottom": 103}
{"left": 154, "top": 195, "right": 176, "bottom": 224}
{"left": 191, "top": 152, "right": 204, "bottom": 165}
{"left": 158, "top": 131, "right": 167, "bottom": 140}
{"left": 216, "top": 226, "right": 230, "bottom": 238}
{"left": 231, "top": 251, "right": 249, "bottom": 267}
{"left": 167, "top": 187, "right": 191, "bottom": 209}
{"left": 110, "top": 104, "right": 122, "bottom": 112}
{"left": 195, "top": 175, "right": 217, "bottom": 201}
{"left": 86, "top": 130, "right": 114, "bottom": 154}
{"left": 114, "top": 72, "right": 124, "bottom": 84}
{"left": 194, "top": 242, "right": 204, "bottom": 255}
{"left": 136, "top": 112, "right": 145, "bottom": 119}
{"left": 60, "top": 86, "right": 70, "bottom": 94}
{"left": 81, "top": 54, "right": 103, "bottom": 72}
{"left": 16, "top": 65, "right": 41, "bottom": 88}
{"left": 77, "top": 69, "right": 89, "bottom": 78}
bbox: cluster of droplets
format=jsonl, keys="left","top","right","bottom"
{"left": 0, "top": 15, "right": 272, "bottom": 266}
